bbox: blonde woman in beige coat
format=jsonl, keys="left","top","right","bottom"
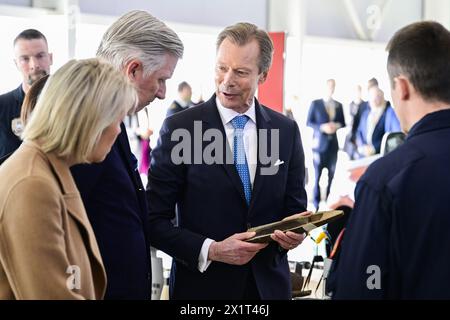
{"left": 0, "top": 58, "right": 137, "bottom": 299}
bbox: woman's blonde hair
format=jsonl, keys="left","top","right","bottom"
{"left": 22, "top": 58, "right": 137, "bottom": 163}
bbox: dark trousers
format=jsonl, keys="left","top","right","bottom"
{"left": 312, "top": 150, "right": 337, "bottom": 209}
{"left": 243, "top": 271, "right": 260, "bottom": 300}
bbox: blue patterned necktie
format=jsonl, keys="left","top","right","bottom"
{"left": 231, "top": 115, "right": 252, "bottom": 206}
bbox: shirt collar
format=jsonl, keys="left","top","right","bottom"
{"left": 215, "top": 97, "right": 257, "bottom": 126}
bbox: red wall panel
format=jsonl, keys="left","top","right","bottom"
{"left": 257, "top": 32, "right": 285, "bottom": 113}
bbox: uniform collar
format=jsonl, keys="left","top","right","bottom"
{"left": 407, "top": 108, "right": 450, "bottom": 140}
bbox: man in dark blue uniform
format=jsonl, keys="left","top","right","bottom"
{"left": 331, "top": 21, "right": 450, "bottom": 299}
{"left": 71, "top": 11, "right": 183, "bottom": 300}
{"left": 166, "top": 81, "right": 194, "bottom": 117}
{"left": 0, "top": 29, "right": 52, "bottom": 159}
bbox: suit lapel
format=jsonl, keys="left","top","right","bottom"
{"left": 248, "top": 100, "right": 272, "bottom": 214}
{"left": 115, "top": 123, "right": 149, "bottom": 227}
{"left": 116, "top": 123, "right": 141, "bottom": 188}
{"left": 317, "top": 100, "right": 330, "bottom": 122}
{"left": 201, "top": 95, "right": 247, "bottom": 205}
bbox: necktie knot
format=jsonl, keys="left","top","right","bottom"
{"left": 231, "top": 115, "right": 249, "bottom": 130}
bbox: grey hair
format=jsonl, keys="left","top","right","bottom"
{"left": 97, "top": 10, "right": 184, "bottom": 76}
{"left": 216, "top": 22, "right": 273, "bottom": 74}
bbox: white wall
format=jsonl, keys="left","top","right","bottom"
{"left": 78, "top": 0, "right": 268, "bottom": 28}
{"left": 305, "top": 0, "right": 423, "bottom": 42}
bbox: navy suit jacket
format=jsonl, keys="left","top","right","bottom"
{"left": 331, "top": 109, "right": 450, "bottom": 299}
{"left": 147, "top": 95, "right": 307, "bottom": 299}
{"left": 71, "top": 123, "right": 151, "bottom": 299}
{"left": 307, "top": 99, "right": 345, "bottom": 154}
{"left": 355, "top": 103, "right": 400, "bottom": 155}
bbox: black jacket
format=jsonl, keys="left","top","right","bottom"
{"left": 0, "top": 85, "right": 24, "bottom": 158}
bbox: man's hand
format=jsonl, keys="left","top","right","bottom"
{"left": 320, "top": 122, "right": 337, "bottom": 134}
{"left": 358, "top": 144, "right": 376, "bottom": 157}
{"left": 270, "top": 211, "right": 312, "bottom": 250}
{"left": 208, "top": 232, "right": 268, "bottom": 265}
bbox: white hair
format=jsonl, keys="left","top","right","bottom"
{"left": 97, "top": 10, "right": 184, "bottom": 76}
{"left": 23, "top": 58, "right": 138, "bottom": 163}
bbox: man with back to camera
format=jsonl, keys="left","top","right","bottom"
{"left": 330, "top": 21, "right": 450, "bottom": 299}
{"left": 70, "top": 10, "right": 184, "bottom": 300}
{"left": 0, "top": 29, "right": 52, "bottom": 159}
{"left": 147, "top": 22, "right": 309, "bottom": 300}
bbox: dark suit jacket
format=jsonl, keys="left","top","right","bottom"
{"left": 307, "top": 99, "right": 345, "bottom": 154}
{"left": 331, "top": 109, "right": 450, "bottom": 299}
{"left": 166, "top": 100, "right": 190, "bottom": 117}
{"left": 147, "top": 94, "right": 307, "bottom": 299}
{"left": 0, "top": 85, "right": 24, "bottom": 158}
{"left": 355, "top": 103, "right": 400, "bottom": 155}
{"left": 71, "top": 123, "right": 151, "bottom": 300}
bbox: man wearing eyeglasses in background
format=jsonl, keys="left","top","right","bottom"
{"left": 0, "top": 29, "right": 53, "bottom": 159}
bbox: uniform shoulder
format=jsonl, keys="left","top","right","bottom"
{"left": 168, "top": 101, "right": 181, "bottom": 110}
{"left": 361, "top": 142, "right": 423, "bottom": 190}
{"left": 0, "top": 88, "right": 17, "bottom": 105}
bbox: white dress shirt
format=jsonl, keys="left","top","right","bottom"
{"left": 323, "top": 98, "right": 336, "bottom": 121}
{"left": 197, "top": 97, "right": 258, "bottom": 272}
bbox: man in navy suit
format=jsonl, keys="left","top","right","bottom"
{"left": 147, "top": 22, "right": 308, "bottom": 300}
{"left": 331, "top": 21, "right": 450, "bottom": 299}
{"left": 354, "top": 86, "right": 400, "bottom": 158}
{"left": 71, "top": 11, "right": 183, "bottom": 300}
{"left": 307, "top": 79, "right": 346, "bottom": 209}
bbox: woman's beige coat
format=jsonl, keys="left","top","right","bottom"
{"left": 0, "top": 141, "right": 106, "bottom": 299}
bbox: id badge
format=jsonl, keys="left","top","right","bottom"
{"left": 11, "top": 118, "right": 24, "bottom": 137}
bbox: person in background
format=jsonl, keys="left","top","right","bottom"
{"left": 307, "top": 79, "right": 346, "bottom": 210}
{"left": 0, "top": 75, "right": 49, "bottom": 166}
{"left": 0, "top": 29, "right": 52, "bottom": 159}
{"left": 0, "top": 58, "right": 137, "bottom": 299}
{"left": 70, "top": 10, "right": 184, "bottom": 300}
{"left": 331, "top": 21, "right": 450, "bottom": 299}
{"left": 344, "top": 85, "right": 367, "bottom": 160}
{"left": 354, "top": 86, "right": 400, "bottom": 158}
{"left": 166, "top": 81, "right": 194, "bottom": 117}
{"left": 136, "top": 107, "right": 153, "bottom": 175}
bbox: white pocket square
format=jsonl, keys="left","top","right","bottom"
{"left": 274, "top": 159, "right": 284, "bottom": 167}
